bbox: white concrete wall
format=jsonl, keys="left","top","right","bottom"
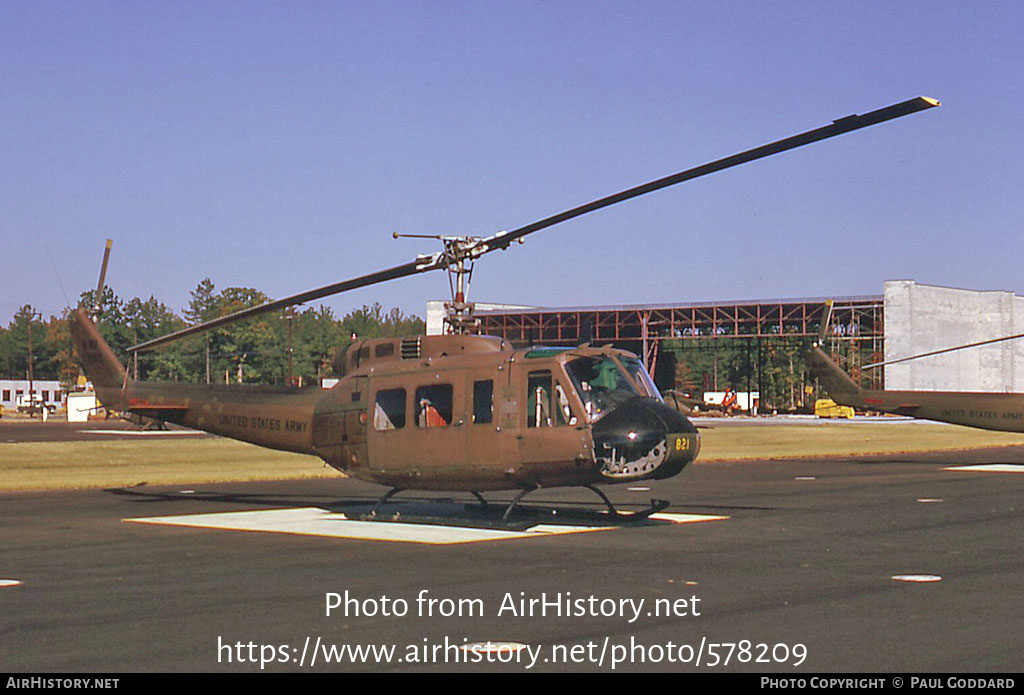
{"left": 426, "top": 300, "right": 447, "bottom": 335}
{"left": 884, "top": 281, "right": 1024, "bottom": 392}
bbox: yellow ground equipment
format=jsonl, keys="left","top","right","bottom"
{"left": 815, "top": 398, "right": 855, "bottom": 419}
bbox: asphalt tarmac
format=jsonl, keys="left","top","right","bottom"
{"left": 3, "top": 446, "right": 1022, "bottom": 673}
{"left": 0, "top": 418, "right": 211, "bottom": 442}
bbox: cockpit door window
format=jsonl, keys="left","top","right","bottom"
{"left": 528, "top": 370, "right": 575, "bottom": 427}
{"left": 473, "top": 379, "right": 494, "bottom": 424}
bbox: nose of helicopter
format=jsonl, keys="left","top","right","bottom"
{"left": 591, "top": 397, "right": 700, "bottom": 481}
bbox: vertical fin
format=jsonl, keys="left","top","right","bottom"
{"left": 69, "top": 308, "right": 127, "bottom": 389}
{"left": 72, "top": 239, "right": 127, "bottom": 409}
{"left": 807, "top": 344, "right": 861, "bottom": 396}
{"left": 70, "top": 309, "right": 128, "bottom": 410}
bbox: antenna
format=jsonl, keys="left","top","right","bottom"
{"left": 44, "top": 242, "right": 71, "bottom": 309}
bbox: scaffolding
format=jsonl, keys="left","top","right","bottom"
{"left": 474, "top": 295, "right": 885, "bottom": 398}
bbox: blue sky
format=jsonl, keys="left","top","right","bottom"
{"left": 3, "top": 1, "right": 1022, "bottom": 323}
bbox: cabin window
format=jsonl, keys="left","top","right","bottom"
{"left": 415, "top": 384, "right": 453, "bottom": 427}
{"left": 527, "top": 370, "right": 569, "bottom": 428}
{"left": 473, "top": 380, "right": 493, "bottom": 424}
{"left": 2, "top": 390, "right": 9, "bottom": 402}
{"left": 373, "top": 388, "right": 406, "bottom": 430}
{"left": 42, "top": 391, "right": 49, "bottom": 402}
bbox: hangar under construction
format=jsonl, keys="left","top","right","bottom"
{"left": 425, "top": 281, "right": 1024, "bottom": 413}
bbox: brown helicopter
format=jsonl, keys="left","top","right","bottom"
{"left": 70, "top": 96, "right": 938, "bottom": 518}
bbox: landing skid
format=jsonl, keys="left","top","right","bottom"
{"left": 500, "top": 483, "right": 668, "bottom": 521}
{"left": 359, "top": 485, "right": 670, "bottom": 527}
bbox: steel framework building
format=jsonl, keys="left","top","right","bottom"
{"left": 473, "top": 294, "right": 885, "bottom": 391}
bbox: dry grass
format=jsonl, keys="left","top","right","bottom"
{"left": 4, "top": 422, "right": 1024, "bottom": 491}
{"left": 0, "top": 438, "right": 335, "bottom": 491}
{"left": 697, "top": 422, "right": 1024, "bottom": 461}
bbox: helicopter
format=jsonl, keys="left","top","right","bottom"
{"left": 70, "top": 96, "right": 939, "bottom": 519}
{"left": 809, "top": 299, "right": 1024, "bottom": 433}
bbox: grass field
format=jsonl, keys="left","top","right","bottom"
{"left": 0, "top": 438, "right": 332, "bottom": 491}
{"left": 697, "top": 422, "right": 1024, "bottom": 461}
{"left": 3, "top": 422, "right": 1024, "bottom": 491}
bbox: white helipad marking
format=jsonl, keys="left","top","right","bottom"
{"left": 124, "top": 507, "right": 614, "bottom": 545}
{"left": 794, "top": 476, "right": 816, "bottom": 480}
{"left": 647, "top": 512, "right": 729, "bottom": 523}
{"left": 627, "top": 486, "right": 650, "bottom": 491}
{"left": 917, "top": 498, "right": 943, "bottom": 503}
{"left": 892, "top": 574, "right": 942, "bottom": 583}
{"left": 124, "top": 507, "right": 728, "bottom": 544}
{"left": 944, "top": 464, "right": 1024, "bottom": 474}
{"left": 84, "top": 429, "right": 204, "bottom": 436}
{"left": 0, "top": 579, "right": 22, "bottom": 588}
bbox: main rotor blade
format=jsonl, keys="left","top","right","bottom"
{"left": 129, "top": 96, "right": 938, "bottom": 352}
{"left": 482, "top": 96, "right": 939, "bottom": 252}
{"left": 129, "top": 258, "right": 427, "bottom": 351}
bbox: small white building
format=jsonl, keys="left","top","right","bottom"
{"left": 1, "top": 379, "right": 65, "bottom": 411}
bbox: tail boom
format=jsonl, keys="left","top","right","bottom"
{"left": 808, "top": 343, "right": 1024, "bottom": 431}
{"left": 69, "top": 309, "right": 320, "bottom": 454}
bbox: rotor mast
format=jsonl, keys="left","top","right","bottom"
{"left": 393, "top": 232, "right": 514, "bottom": 333}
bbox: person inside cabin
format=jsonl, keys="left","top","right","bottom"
{"left": 418, "top": 397, "right": 448, "bottom": 427}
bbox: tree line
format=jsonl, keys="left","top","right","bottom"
{"left": 652, "top": 336, "right": 876, "bottom": 413}
{"left": 0, "top": 279, "right": 424, "bottom": 389}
